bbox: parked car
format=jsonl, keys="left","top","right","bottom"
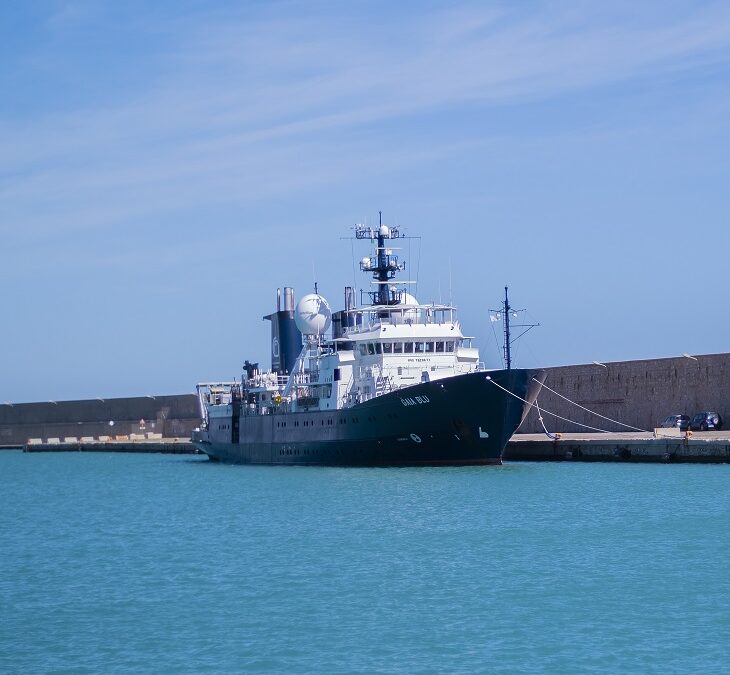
{"left": 689, "top": 411, "right": 723, "bottom": 431}
{"left": 660, "top": 414, "right": 690, "bottom": 431}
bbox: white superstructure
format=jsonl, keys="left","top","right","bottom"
{"left": 289, "top": 300, "right": 480, "bottom": 412}
{"left": 197, "top": 220, "right": 483, "bottom": 418}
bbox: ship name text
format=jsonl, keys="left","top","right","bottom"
{"left": 400, "top": 395, "right": 430, "bottom": 407}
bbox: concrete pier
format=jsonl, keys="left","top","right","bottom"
{"left": 23, "top": 438, "right": 197, "bottom": 454}
{"left": 505, "top": 432, "right": 730, "bottom": 463}
{"left": 18, "top": 432, "right": 730, "bottom": 463}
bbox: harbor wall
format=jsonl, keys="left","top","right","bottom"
{"left": 3, "top": 352, "right": 729, "bottom": 445}
{"left": 0, "top": 395, "right": 200, "bottom": 446}
{"left": 519, "top": 353, "right": 730, "bottom": 434}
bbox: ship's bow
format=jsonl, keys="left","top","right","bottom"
{"left": 484, "top": 367, "right": 546, "bottom": 449}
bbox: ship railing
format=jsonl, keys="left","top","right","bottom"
{"left": 196, "top": 382, "right": 238, "bottom": 414}
{"left": 289, "top": 370, "right": 319, "bottom": 386}
{"left": 341, "top": 304, "right": 458, "bottom": 334}
{"left": 241, "top": 403, "right": 277, "bottom": 417}
{"left": 244, "top": 372, "right": 289, "bottom": 390}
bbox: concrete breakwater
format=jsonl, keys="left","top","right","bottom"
{"left": 520, "top": 352, "right": 730, "bottom": 434}
{"left": 0, "top": 394, "right": 200, "bottom": 446}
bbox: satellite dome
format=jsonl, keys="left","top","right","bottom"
{"left": 295, "top": 294, "right": 332, "bottom": 336}
{"left": 399, "top": 292, "right": 418, "bottom": 306}
{"left": 379, "top": 224, "right": 390, "bottom": 237}
{"left": 392, "top": 291, "right": 419, "bottom": 323}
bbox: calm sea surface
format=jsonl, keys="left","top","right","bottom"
{"left": 1, "top": 451, "right": 729, "bottom": 674}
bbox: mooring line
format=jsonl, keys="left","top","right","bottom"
{"left": 532, "top": 378, "right": 649, "bottom": 432}
{"left": 485, "top": 376, "right": 611, "bottom": 433}
{"left": 534, "top": 398, "right": 559, "bottom": 440}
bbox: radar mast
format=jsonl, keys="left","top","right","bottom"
{"left": 354, "top": 211, "right": 408, "bottom": 305}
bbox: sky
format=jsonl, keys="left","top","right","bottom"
{"left": 2, "top": 0, "right": 730, "bottom": 403}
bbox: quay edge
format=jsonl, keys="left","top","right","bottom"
{"left": 505, "top": 432, "right": 730, "bottom": 463}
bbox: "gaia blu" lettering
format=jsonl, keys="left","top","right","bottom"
{"left": 400, "top": 395, "right": 430, "bottom": 407}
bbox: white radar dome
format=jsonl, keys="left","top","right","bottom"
{"left": 379, "top": 224, "right": 390, "bottom": 237}
{"left": 394, "top": 291, "right": 419, "bottom": 323}
{"left": 295, "top": 293, "right": 332, "bottom": 336}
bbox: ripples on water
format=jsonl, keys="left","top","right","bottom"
{"left": 1, "top": 451, "right": 729, "bottom": 673}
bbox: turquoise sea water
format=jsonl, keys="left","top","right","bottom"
{"left": 1, "top": 451, "right": 729, "bottom": 674}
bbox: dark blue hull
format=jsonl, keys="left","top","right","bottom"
{"left": 192, "top": 368, "right": 544, "bottom": 466}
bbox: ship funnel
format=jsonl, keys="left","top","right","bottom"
{"left": 264, "top": 287, "right": 302, "bottom": 375}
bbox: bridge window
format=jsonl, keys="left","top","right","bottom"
{"left": 394, "top": 342, "right": 403, "bottom": 353}
{"left": 435, "top": 341, "right": 444, "bottom": 352}
{"left": 375, "top": 343, "right": 382, "bottom": 354}
{"left": 446, "top": 341, "right": 455, "bottom": 352}
{"left": 415, "top": 342, "right": 425, "bottom": 353}
{"left": 367, "top": 343, "right": 375, "bottom": 355}
{"left": 425, "top": 342, "right": 435, "bottom": 353}
{"left": 383, "top": 343, "right": 392, "bottom": 354}
{"left": 404, "top": 342, "right": 414, "bottom": 354}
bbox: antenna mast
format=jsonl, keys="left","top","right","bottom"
{"left": 489, "top": 286, "right": 539, "bottom": 371}
{"left": 503, "top": 286, "right": 512, "bottom": 370}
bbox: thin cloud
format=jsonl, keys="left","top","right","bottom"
{"left": 3, "top": 2, "right": 730, "bottom": 239}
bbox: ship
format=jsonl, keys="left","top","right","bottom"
{"left": 191, "top": 219, "right": 545, "bottom": 465}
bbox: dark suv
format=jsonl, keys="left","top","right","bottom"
{"left": 689, "top": 412, "right": 723, "bottom": 431}
{"left": 660, "top": 414, "right": 690, "bottom": 431}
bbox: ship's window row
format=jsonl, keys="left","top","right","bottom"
{"left": 359, "top": 340, "right": 456, "bottom": 356}
{"left": 338, "top": 416, "right": 371, "bottom": 425}
{"left": 278, "top": 419, "right": 335, "bottom": 427}
{"left": 279, "top": 448, "right": 352, "bottom": 458}
{"left": 275, "top": 415, "right": 392, "bottom": 428}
